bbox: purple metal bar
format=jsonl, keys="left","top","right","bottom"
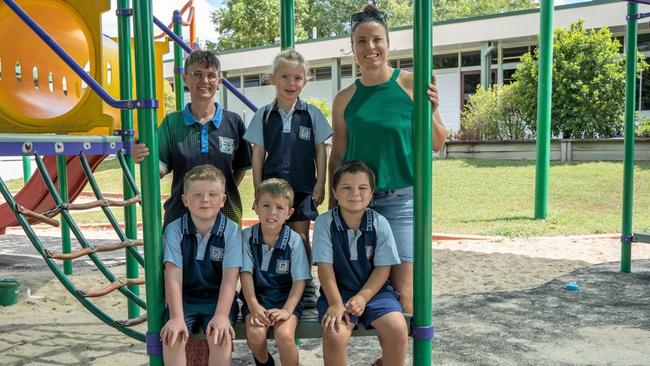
{"left": 2, "top": 0, "right": 154, "bottom": 110}
{"left": 0, "top": 141, "right": 127, "bottom": 156}
{"left": 153, "top": 13, "right": 258, "bottom": 112}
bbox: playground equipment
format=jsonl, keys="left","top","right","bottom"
{"left": 620, "top": 0, "right": 650, "bottom": 272}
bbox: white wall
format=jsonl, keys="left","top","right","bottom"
{"left": 435, "top": 71, "right": 461, "bottom": 131}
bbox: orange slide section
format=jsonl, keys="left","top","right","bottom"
{"left": 0, "top": 154, "right": 106, "bottom": 234}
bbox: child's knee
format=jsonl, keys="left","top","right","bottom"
{"left": 246, "top": 329, "right": 268, "bottom": 349}
{"left": 323, "top": 330, "right": 350, "bottom": 349}
{"left": 207, "top": 339, "right": 231, "bottom": 354}
{"left": 273, "top": 326, "right": 295, "bottom": 346}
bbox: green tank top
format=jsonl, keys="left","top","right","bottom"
{"left": 343, "top": 68, "right": 413, "bottom": 191}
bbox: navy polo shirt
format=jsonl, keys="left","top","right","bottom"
{"left": 312, "top": 207, "right": 400, "bottom": 297}
{"left": 159, "top": 103, "right": 252, "bottom": 227}
{"left": 244, "top": 99, "right": 332, "bottom": 193}
{"left": 241, "top": 224, "right": 311, "bottom": 309}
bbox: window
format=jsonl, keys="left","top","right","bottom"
{"left": 639, "top": 33, "right": 650, "bottom": 52}
{"left": 461, "top": 51, "right": 481, "bottom": 67}
{"left": 613, "top": 36, "right": 624, "bottom": 54}
{"left": 244, "top": 74, "right": 260, "bottom": 87}
{"left": 225, "top": 76, "right": 241, "bottom": 88}
{"left": 388, "top": 59, "right": 398, "bottom": 68}
{"left": 341, "top": 64, "right": 353, "bottom": 78}
{"left": 502, "top": 46, "right": 531, "bottom": 64}
{"left": 433, "top": 53, "right": 458, "bottom": 69}
{"left": 310, "top": 66, "right": 332, "bottom": 81}
{"left": 399, "top": 58, "right": 413, "bottom": 70}
{"left": 636, "top": 57, "right": 650, "bottom": 110}
{"left": 502, "top": 69, "right": 517, "bottom": 85}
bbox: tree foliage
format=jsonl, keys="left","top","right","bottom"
{"left": 514, "top": 20, "right": 646, "bottom": 138}
{"left": 210, "top": 0, "right": 539, "bottom": 51}
{"left": 433, "top": 0, "right": 537, "bottom": 21}
{"left": 459, "top": 83, "right": 529, "bottom": 141}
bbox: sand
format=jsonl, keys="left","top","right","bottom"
{"left": 2, "top": 226, "right": 650, "bottom": 365}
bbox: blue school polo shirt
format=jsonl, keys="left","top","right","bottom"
{"left": 163, "top": 212, "right": 244, "bottom": 304}
{"left": 312, "top": 207, "right": 400, "bottom": 297}
{"left": 158, "top": 103, "right": 252, "bottom": 227}
{"left": 241, "top": 224, "right": 311, "bottom": 309}
{"left": 243, "top": 99, "right": 332, "bottom": 193}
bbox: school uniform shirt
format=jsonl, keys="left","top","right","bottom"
{"left": 163, "top": 211, "right": 243, "bottom": 304}
{"left": 243, "top": 99, "right": 332, "bottom": 193}
{"left": 312, "top": 207, "right": 400, "bottom": 297}
{"left": 241, "top": 224, "right": 311, "bottom": 309}
{"left": 159, "top": 103, "right": 252, "bottom": 227}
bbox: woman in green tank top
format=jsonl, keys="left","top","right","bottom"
{"left": 327, "top": 5, "right": 447, "bottom": 318}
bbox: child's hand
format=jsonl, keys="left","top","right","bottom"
{"left": 313, "top": 185, "right": 325, "bottom": 206}
{"left": 160, "top": 317, "right": 189, "bottom": 347}
{"left": 266, "top": 308, "right": 291, "bottom": 325}
{"left": 206, "top": 313, "right": 235, "bottom": 346}
{"left": 345, "top": 295, "right": 367, "bottom": 317}
{"left": 250, "top": 304, "right": 271, "bottom": 327}
{"left": 321, "top": 302, "right": 350, "bottom": 333}
{"left": 427, "top": 75, "right": 439, "bottom": 110}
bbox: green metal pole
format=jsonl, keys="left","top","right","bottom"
{"left": 621, "top": 2, "right": 638, "bottom": 273}
{"left": 534, "top": 0, "right": 554, "bottom": 220}
{"left": 22, "top": 156, "right": 31, "bottom": 183}
{"left": 413, "top": 1, "right": 433, "bottom": 365}
{"left": 280, "top": 0, "right": 294, "bottom": 49}
{"left": 56, "top": 155, "right": 72, "bottom": 275}
{"left": 133, "top": 1, "right": 163, "bottom": 364}
{"left": 173, "top": 10, "right": 185, "bottom": 111}
{"left": 117, "top": 0, "right": 140, "bottom": 318}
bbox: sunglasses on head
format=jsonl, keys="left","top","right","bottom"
{"left": 350, "top": 11, "right": 387, "bottom": 24}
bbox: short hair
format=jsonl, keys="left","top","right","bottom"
{"left": 255, "top": 178, "right": 294, "bottom": 208}
{"left": 351, "top": 4, "right": 389, "bottom": 43}
{"left": 332, "top": 160, "right": 376, "bottom": 191}
{"left": 182, "top": 164, "right": 226, "bottom": 194}
{"left": 272, "top": 49, "right": 309, "bottom": 77}
{"left": 184, "top": 50, "right": 221, "bottom": 74}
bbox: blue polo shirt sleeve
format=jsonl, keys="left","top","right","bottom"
{"left": 243, "top": 106, "right": 266, "bottom": 146}
{"left": 312, "top": 211, "right": 334, "bottom": 264}
{"left": 222, "top": 219, "right": 244, "bottom": 269}
{"left": 373, "top": 213, "right": 401, "bottom": 266}
{"left": 231, "top": 111, "right": 253, "bottom": 172}
{"left": 241, "top": 227, "right": 254, "bottom": 273}
{"left": 163, "top": 217, "right": 183, "bottom": 268}
{"left": 157, "top": 113, "right": 172, "bottom": 175}
{"left": 289, "top": 232, "right": 312, "bottom": 281}
{"left": 307, "top": 104, "right": 333, "bottom": 144}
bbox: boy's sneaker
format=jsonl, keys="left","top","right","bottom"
{"left": 302, "top": 280, "right": 319, "bottom": 308}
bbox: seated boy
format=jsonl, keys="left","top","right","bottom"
{"left": 161, "top": 164, "right": 242, "bottom": 366}
{"left": 313, "top": 161, "right": 408, "bottom": 366}
{"left": 240, "top": 178, "right": 311, "bottom": 366}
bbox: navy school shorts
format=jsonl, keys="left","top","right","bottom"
{"left": 287, "top": 192, "right": 319, "bottom": 222}
{"left": 316, "top": 290, "right": 402, "bottom": 330}
{"left": 163, "top": 300, "right": 239, "bottom": 334}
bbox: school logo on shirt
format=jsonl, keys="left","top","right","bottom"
{"left": 365, "top": 246, "right": 374, "bottom": 259}
{"left": 275, "top": 259, "right": 290, "bottom": 274}
{"left": 210, "top": 247, "right": 224, "bottom": 262}
{"left": 218, "top": 136, "right": 235, "bottom": 154}
{"left": 298, "top": 126, "right": 311, "bottom": 141}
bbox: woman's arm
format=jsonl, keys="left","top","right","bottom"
{"left": 328, "top": 89, "right": 353, "bottom": 208}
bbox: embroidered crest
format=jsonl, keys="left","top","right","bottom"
{"left": 210, "top": 247, "right": 224, "bottom": 262}
{"left": 275, "top": 259, "right": 290, "bottom": 274}
{"left": 365, "top": 245, "right": 374, "bottom": 259}
{"left": 218, "top": 136, "right": 234, "bottom": 154}
{"left": 298, "top": 126, "right": 311, "bottom": 141}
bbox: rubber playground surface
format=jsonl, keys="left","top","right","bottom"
{"left": 1, "top": 228, "right": 650, "bottom": 365}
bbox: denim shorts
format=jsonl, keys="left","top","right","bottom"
{"left": 369, "top": 186, "right": 414, "bottom": 263}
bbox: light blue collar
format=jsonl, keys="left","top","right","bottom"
{"left": 182, "top": 103, "right": 223, "bottom": 128}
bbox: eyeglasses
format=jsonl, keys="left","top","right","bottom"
{"left": 350, "top": 11, "right": 387, "bottom": 25}
{"left": 190, "top": 71, "right": 219, "bottom": 82}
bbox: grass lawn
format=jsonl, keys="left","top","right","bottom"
{"left": 6, "top": 158, "right": 650, "bottom": 237}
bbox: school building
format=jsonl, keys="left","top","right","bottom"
{"left": 162, "top": 0, "right": 650, "bottom": 131}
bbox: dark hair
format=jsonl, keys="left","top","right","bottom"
{"left": 350, "top": 4, "right": 389, "bottom": 42}
{"left": 332, "top": 160, "right": 376, "bottom": 191}
{"left": 184, "top": 50, "right": 221, "bottom": 74}
{"left": 255, "top": 178, "right": 295, "bottom": 208}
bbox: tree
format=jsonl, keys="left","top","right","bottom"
{"left": 210, "top": 0, "right": 538, "bottom": 51}
{"left": 434, "top": 0, "right": 537, "bottom": 21}
{"left": 514, "top": 20, "right": 647, "bottom": 138}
